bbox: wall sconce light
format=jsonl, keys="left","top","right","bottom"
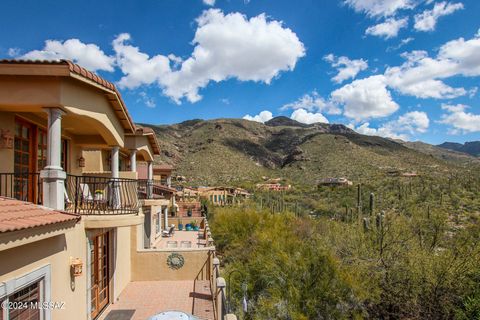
{"left": 78, "top": 156, "right": 85, "bottom": 168}
{"left": 70, "top": 257, "right": 83, "bottom": 277}
{"left": 0, "top": 129, "right": 14, "bottom": 149}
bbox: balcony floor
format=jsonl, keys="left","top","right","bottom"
{"left": 153, "top": 230, "right": 207, "bottom": 249}
{"left": 99, "top": 280, "right": 214, "bottom": 320}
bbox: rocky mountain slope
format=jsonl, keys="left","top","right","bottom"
{"left": 438, "top": 141, "right": 480, "bottom": 157}
{"left": 141, "top": 117, "right": 476, "bottom": 186}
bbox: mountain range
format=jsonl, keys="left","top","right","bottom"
{"left": 437, "top": 141, "right": 480, "bottom": 157}
{"left": 141, "top": 117, "right": 479, "bottom": 186}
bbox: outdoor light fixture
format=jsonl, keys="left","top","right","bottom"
{"left": 78, "top": 156, "right": 85, "bottom": 168}
{"left": 0, "top": 129, "right": 13, "bottom": 149}
{"left": 70, "top": 257, "right": 83, "bottom": 276}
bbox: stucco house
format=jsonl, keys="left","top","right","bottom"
{"left": 0, "top": 60, "right": 230, "bottom": 320}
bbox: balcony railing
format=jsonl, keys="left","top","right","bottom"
{"left": 138, "top": 179, "right": 176, "bottom": 199}
{"left": 0, "top": 172, "right": 43, "bottom": 205}
{"left": 65, "top": 174, "right": 140, "bottom": 215}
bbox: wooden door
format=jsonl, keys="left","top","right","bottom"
{"left": 14, "top": 119, "right": 35, "bottom": 202}
{"left": 90, "top": 231, "right": 110, "bottom": 319}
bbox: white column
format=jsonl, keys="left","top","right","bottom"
{"left": 40, "top": 108, "right": 66, "bottom": 210}
{"left": 111, "top": 146, "right": 119, "bottom": 178}
{"left": 167, "top": 176, "right": 172, "bottom": 187}
{"left": 163, "top": 206, "right": 169, "bottom": 231}
{"left": 129, "top": 150, "right": 137, "bottom": 172}
{"left": 147, "top": 161, "right": 153, "bottom": 180}
{"left": 147, "top": 161, "right": 153, "bottom": 199}
{"left": 110, "top": 146, "right": 120, "bottom": 209}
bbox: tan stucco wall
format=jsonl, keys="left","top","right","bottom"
{"left": 0, "top": 222, "right": 87, "bottom": 320}
{"left": 82, "top": 150, "right": 105, "bottom": 172}
{"left": 0, "top": 111, "right": 14, "bottom": 172}
{"left": 0, "top": 76, "right": 61, "bottom": 109}
{"left": 61, "top": 79, "right": 125, "bottom": 147}
{"left": 130, "top": 226, "right": 214, "bottom": 281}
{"left": 114, "top": 226, "right": 131, "bottom": 301}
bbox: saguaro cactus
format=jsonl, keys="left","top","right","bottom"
{"left": 369, "top": 193, "right": 375, "bottom": 215}
{"left": 357, "top": 184, "right": 362, "bottom": 214}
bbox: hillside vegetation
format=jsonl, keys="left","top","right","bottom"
{"left": 143, "top": 117, "right": 478, "bottom": 187}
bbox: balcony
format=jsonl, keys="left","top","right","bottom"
{"left": 137, "top": 179, "right": 176, "bottom": 200}
{"left": 0, "top": 172, "right": 43, "bottom": 205}
{"left": 0, "top": 172, "right": 140, "bottom": 216}
{"left": 65, "top": 174, "right": 140, "bottom": 215}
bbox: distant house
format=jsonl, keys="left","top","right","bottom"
{"left": 256, "top": 183, "right": 291, "bottom": 191}
{"left": 195, "top": 186, "right": 250, "bottom": 205}
{"left": 401, "top": 172, "right": 419, "bottom": 177}
{"left": 318, "top": 177, "right": 353, "bottom": 187}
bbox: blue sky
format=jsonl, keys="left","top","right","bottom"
{"left": 0, "top": 0, "right": 479, "bottom": 144}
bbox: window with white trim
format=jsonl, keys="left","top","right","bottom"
{"left": 0, "top": 265, "right": 51, "bottom": 320}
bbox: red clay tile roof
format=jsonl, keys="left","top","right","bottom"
{"left": 0, "top": 197, "right": 80, "bottom": 233}
{"left": 154, "top": 164, "right": 174, "bottom": 171}
{"left": 0, "top": 59, "right": 136, "bottom": 134}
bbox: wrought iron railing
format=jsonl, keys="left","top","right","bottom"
{"left": 65, "top": 174, "right": 140, "bottom": 215}
{"left": 137, "top": 179, "right": 175, "bottom": 199}
{"left": 0, "top": 172, "right": 42, "bottom": 204}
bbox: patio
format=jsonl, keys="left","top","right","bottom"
{"left": 99, "top": 280, "right": 215, "bottom": 320}
{"left": 153, "top": 230, "right": 208, "bottom": 249}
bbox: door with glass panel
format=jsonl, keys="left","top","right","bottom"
{"left": 90, "top": 231, "right": 110, "bottom": 319}
{"left": 14, "top": 120, "right": 35, "bottom": 202}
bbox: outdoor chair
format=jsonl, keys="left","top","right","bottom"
{"left": 162, "top": 225, "right": 175, "bottom": 237}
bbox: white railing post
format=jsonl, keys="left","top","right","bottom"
{"left": 216, "top": 277, "right": 226, "bottom": 320}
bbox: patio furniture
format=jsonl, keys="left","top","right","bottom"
{"left": 162, "top": 225, "right": 175, "bottom": 237}
{"left": 147, "top": 311, "right": 199, "bottom": 320}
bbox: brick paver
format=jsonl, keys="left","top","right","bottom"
{"left": 99, "top": 280, "right": 214, "bottom": 320}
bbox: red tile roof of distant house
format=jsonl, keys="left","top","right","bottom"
{"left": 154, "top": 164, "right": 173, "bottom": 171}
{"left": 0, "top": 197, "right": 80, "bottom": 233}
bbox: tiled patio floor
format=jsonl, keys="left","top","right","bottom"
{"left": 99, "top": 280, "right": 214, "bottom": 320}
{"left": 153, "top": 230, "right": 207, "bottom": 249}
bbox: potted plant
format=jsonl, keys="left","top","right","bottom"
{"left": 94, "top": 189, "right": 104, "bottom": 200}
{"left": 178, "top": 219, "right": 184, "bottom": 231}
{"left": 185, "top": 223, "right": 192, "bottom": 231}
{"left": 191, "top": 220, "right": 199, "bottom": 231}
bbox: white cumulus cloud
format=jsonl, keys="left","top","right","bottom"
{"left": 290, "top": 109, "right": 329, "bottom": 124}
{"left": 281, "top": 91, "right": 341, "bottom": 115}
{"left": 114, "top": 9, "right": 305, "bottom": 104}
{"left": 20, "top": 39, "right": 115, "bottom": 72}
{"left": 324, "top": 54, "right": 368, "bottom": 83}
{"left": 330, "top": 75, "right": 399, "bottom": 121}
{"left": 414, "top": 1, "right": 464, "bottom": 32}
{"left": 243, "top": 110, "right": 273, "bottom": 123}
{"left": 344, "top": 0, "right": 415, "bottom": 17}
{"left": 439, "top": 104, "right": 480, "bottom": 134}
{"left": 203, "top": 0, "right": 216, "bottom": 6}
{"left": 384, "top": 30, "right": 480, "bottom": 99}
{"left": 350, "top": 111, "right": 430, "bottom": 140}
{"left": 365, "top": 17, "right": 409, "bottom": 39}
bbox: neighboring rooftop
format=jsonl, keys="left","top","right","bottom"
{"left": 0, "top": 197, "right": 80, "bottom": 233}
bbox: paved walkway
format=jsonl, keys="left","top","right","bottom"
{"left": 99, "top": 280, "right": 214, "bottom": 320}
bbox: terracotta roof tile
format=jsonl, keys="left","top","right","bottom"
{"left": 0, "top": 197, "right": 80, "bottom": 233}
